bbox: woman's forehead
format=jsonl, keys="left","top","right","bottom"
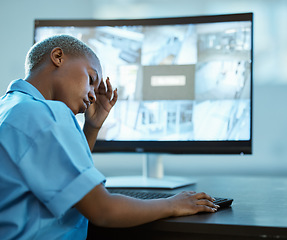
{"left": 87, "top": 54, "right": 102, "bottom": 80}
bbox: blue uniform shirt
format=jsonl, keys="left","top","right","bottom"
{"left": 0, "top": 79, "right": 106, "bottom": 239}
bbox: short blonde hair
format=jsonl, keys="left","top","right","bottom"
{"left": 25, "top": 34, "right": 98, "bottom": 75}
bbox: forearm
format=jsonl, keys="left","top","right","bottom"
{"left": 75, "top": 184, "right": 173, "bottom": 228}
{"left": 83, "top": 122, "right": 100, "bottom": 152}
{"left": 95, "top": 194, "right": 173, "bottom": 228}
{"left": 75, "top": 185, "right": 218, "bottom": 229}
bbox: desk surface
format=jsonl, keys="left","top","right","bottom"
{"left": 88, "top": 176, "right": 287, "bottom": 240}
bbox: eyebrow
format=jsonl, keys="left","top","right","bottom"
{"left": 91, "top": 68, "right": 98, "bottom": 75}
{"left": 92, "top": 67, "right": 103, "bottom": 81}
{"left": 91, "top": 68, "right": 99, "bottom": 80}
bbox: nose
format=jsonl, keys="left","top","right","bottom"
{"left": 88, "top": 88, "right": 96, "bottom": 104}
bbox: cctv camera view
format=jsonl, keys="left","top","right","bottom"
{"left": 35, "top": 20, "right": 251, "bottom": 141}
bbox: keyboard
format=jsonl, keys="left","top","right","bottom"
{"left": 108, "top": 189, "right": 233, "bottom": 208}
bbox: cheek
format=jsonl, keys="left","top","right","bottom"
{"left": 60, "top": 63, "right": 90, "bottom": 97}
{"left": 68, "top": 74, "right": 89, "bottom": 94}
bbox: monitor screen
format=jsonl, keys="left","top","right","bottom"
{"left": 34, "top": 13, "right": 253, "bottom": 155}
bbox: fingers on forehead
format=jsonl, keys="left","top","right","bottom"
{"left": 106, "top": 78, "right": 113, "bottom": 91}
{"left": 98, "top": 80, "right": 106, "bottom": 88}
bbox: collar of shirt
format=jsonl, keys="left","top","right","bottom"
{"left": 6, "top": 79, "right": 46, "bottom": 101}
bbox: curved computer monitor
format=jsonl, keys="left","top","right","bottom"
{"left": 34, "top": 13, "right": 253, "bottom": 188}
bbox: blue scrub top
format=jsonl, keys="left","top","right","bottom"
{"left": 0, "top": 79, "right": 106, "bottom": 240}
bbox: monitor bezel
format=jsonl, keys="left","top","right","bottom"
{"left": 34, "top": 12, "right": 253, "bottom": 154}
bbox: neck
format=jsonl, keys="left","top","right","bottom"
{"left": 24, "top": 70, "right": 54, "bottom": 100}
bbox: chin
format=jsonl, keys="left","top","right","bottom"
{"left": 70, "top": 107, "right": 79, "bottom": 115}
{"left": 77, "top": 107, "right": 86, "bottom": 114}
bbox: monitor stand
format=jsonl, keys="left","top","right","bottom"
{"left": 105, "top": 154, "right": 196, "bottom": 189}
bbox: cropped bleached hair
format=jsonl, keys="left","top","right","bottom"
{"left": 25, "top": 34, "right": 98, "bottom": 75}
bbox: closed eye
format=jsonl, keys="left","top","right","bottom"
{"left": 89, "top": 75, "right": 94, "bottom": 85}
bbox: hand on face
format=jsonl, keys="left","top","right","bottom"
{"left": 84, "top": 77, "right": 118, "bottom": 129}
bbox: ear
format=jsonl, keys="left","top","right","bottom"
{"left": 50, "top": 47, "right": 64, "bottom": 67}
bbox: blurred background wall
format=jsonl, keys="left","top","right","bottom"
{"left": 1, "top": 0, "right": 286, "bottom": 178}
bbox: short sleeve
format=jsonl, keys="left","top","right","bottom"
{"left": 18, "top": 119, "right": 105, "bottom": 218}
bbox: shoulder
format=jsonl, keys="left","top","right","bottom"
{"left": 3, "top": 97, "right": 78, "bottom": 135}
